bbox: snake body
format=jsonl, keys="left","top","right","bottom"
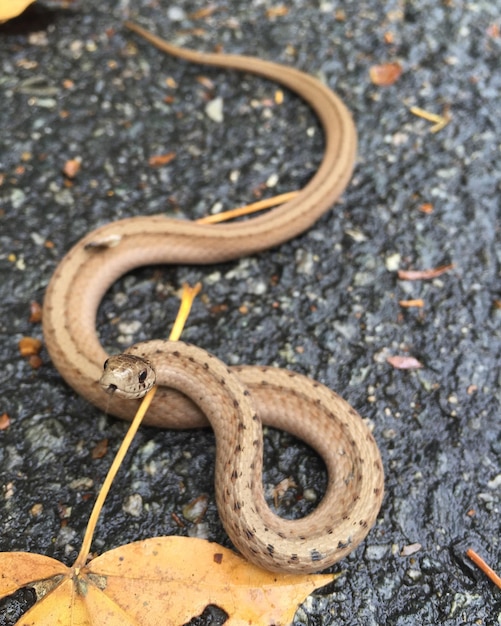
{"left": 42, "top": 23, "right": 384, "bottom": 573}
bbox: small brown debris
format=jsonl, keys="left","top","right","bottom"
{"left": 266, "top": 5, "right": 289, "bottom": 18}
{"left": 28, "top": 355, "right": 43, "bottom": 369}
{"left": 91, "top": 439, "right": 109, "bottom": 460}
{"left": 171, "top": 512, "right": 186, "bottom": 528}
{"left": 397, "top": 264, "right": 454, "bottom": 280}
{"left": 0, "top": 413, "right": 11, "bottom": 430}
{"left": 399, "top": 299, "right": 425, "bottom": 308}
{"left": 182, "top": 495, "right": 209, "bottom": 523}
{"left": 62, "top": 158, "right": 81, "bottom": 179}
{"left": 467, "top": 385, "right": 478, "bottom": 395}
{"left": 29, "top": 300, "right": 43, "bottom": 323}
{"left": 387, "top": 355, "right": 423, "bottom": 370}
{"left": 30, "top": 503, "right": 43, "bottom": 516}
{"left": 419, "top": 202, "right": 434, "bottom": 214}
{"left": 273, "top": 477, "right": 297, "bottom": 508}
{"left": 369, "top": 62, "right": 403, "bottom": 86}
{"left": 196, "top": 75, "right": 215, "bottom": 90}
{"left": 148, "top": 152, "right": 176, "bottom": 167}
{"left": 189, "top": 6, "right": 218, "bottom": 19}
{"left": 19, "top": 336, "right": 43, "bottom": 357}
{"left": 400, "top": 543, "right": 422, "bottom": 556}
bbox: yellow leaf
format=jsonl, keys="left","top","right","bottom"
{"left": 0, "top": 0, "right": 36, "bottom": 22}
{"left": 0, "top": 538, "right": 334, "bottom": 625}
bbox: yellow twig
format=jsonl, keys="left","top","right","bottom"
{"left": 409, "top": 105, "right": 451, "bottom": 133}
{"left": 196, "top": 191, "right": 299, "bottom": 224}
{"left": 73, "top": 283, "right": 202, "bottom": 568}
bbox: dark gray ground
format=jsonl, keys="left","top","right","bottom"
{"left": 0, "top": 1, "right": 500, "bottom": 624}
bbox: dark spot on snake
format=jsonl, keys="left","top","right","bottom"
{"left": 233, "top": 399, "right": 239, "bottom": 408}
{"left": 277, "top": 532, "right": 286, "bottom": 539}
{"left": 252, "top": 439, "right": 259, "bottom": 447}
{"left": 250, "top": 462, "right": 255, "bottom": 470}
{"left": 290, "top": 554, "right": 299, "bottom": 562}
{"left": 235, "top": 444, "right": 242, "bottom": 454}
{"left": 244, "top": 529, "right": 255, "bottom": 540}
{"left": 327, "top": 528, "right": 334, "bottom": 535}
{"left": 252, "top": 414, "right": 259, "bottom": 421}
{"left": 266, "top": 544, "right": 275, "bottom": 555}
{"left": 342, "top": 514, "right": 349, "bottom": 520}
{"left": 238, "top": 421, "right": 246, "bottom": 430}
{"left": 189, "top": 356, "right": 195, "bottom": 363}
{"left": 337, "top": 538, "right": 352, "bottom": 549}
{"left": 231, "top": 470, "right": 238, "bottom": 481}
{"left": 243, "top": 389, "right": 250, "bottom": 396}
{"left": 173, "top": 350, "right": 180, "bottom": 357}
{"left": 312, "top": 382, "right": 319, "bottom": 388}
{"left": 310, "top": 549, "right": 322, "bottom": 562}
{"left": 234, "top": 502, "right": 241, "bottom": 511}
{"left": 352, "top": 495, "right": 360, "bottom": 502}
{"left": 220, "top": 378, "right": 226, "bottom": 385}
{"left": 374, "top": 487, "right": 382, "bottom": 495}
{"left": 359, "top": 520, "right": 368, "bottom": 528}
{"left": 203, "top": 362, "right": 209, "bottom": 369}
{"left": 348, "top": 408, "right": 358, "bottom": 417}
{"left": 287, "top": 372, "right": 296, "bottom": 377}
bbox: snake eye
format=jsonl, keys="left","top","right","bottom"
{"left": 103, "top": 358, "right": 109, "bottom": 370}
{"left": 138, "top": 369, "right": 148, "bottom": 384}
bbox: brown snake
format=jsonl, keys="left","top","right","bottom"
{"left": 42, "top": 22, "right": 384, "bottom": 573}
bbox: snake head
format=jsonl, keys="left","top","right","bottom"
{"left": 99, "top": 354, "right": 156, "bottom": 399}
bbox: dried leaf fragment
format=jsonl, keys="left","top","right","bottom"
{"left": 397, "top": 264, "right": 454, "bottom": 280}
{"left": 19, "top": 336, "right": 43, "bottom": 357}
{"left": 0, "top": 0, "right": 35, "bottom": 22}
{"left": 0, "top": 538, "right": 335, "bottom": 625}
{"left": 387, "top": 355, "right": 423, "bottom": 370}
{"left": 369, "top": 62, "right": 402, "bottom": 86}
{"left": 0, "top": 413, "right": 10, "bottom": 430}
{"left": 148, "top": 152, "right": 176, "bottom": 167}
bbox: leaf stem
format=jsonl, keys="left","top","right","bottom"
{"left": 73, "top": 282, "right": 202, "bottom": 569}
